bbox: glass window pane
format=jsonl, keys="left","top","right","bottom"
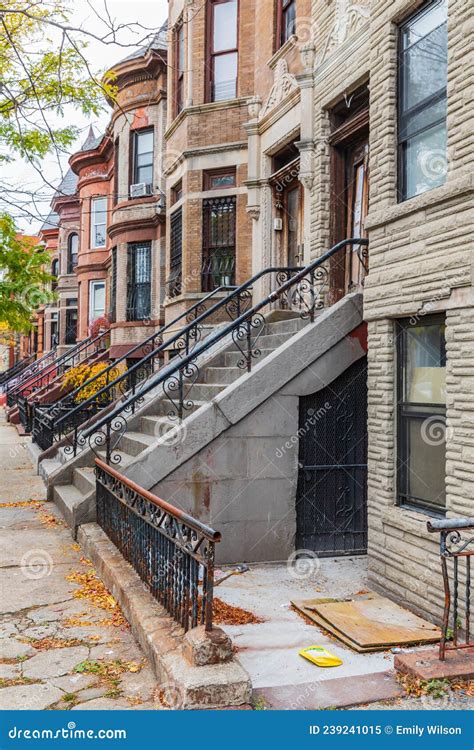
{"left": 137, "top": 165, "right": 153, "bottom": 185}
{"left": 178, "top": 26, "right": 185, "bottom": 72}
{"left": 404, "top": 120, "right": 447, "bottom": 199}
{"left": 213, "top": 52, "right": 237, "bottom": 101}
{"left": 400, "top": 97, "right": 446, "bottom": 140}
{"left": 137, "top": 131, "right": 153, "bottom": 155}
{"left": 402, "top": 0, "right": 447, "bottom": 48}
{"left": 405, "top": 416, "right": 446, "bottom": 509}
{"left": 402, "top": 22, "right": 447, "bottom": 112}
{"left": 213, "top": 0, "right": 238, "bottom": 52}
{"left": 404, "top": 320, "right": 446, "bottom": 404}
{"left": 283, "top": 2, "right": 296, "bottom": 43}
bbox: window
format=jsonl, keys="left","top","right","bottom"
{"left": 277, "top": 0, "right": 296, "bottom": 48}
{"left": 67, "top": 233, "right": 79, "bottom": 274}
{"left": 89, "top": 280, "right": 106, "bottom": 323}
{"left": 109, "top": 247, "right": 117, "bottom": 324}
{"left": 90, "top": 197, "right": 107, "bottom": 248}
{"left": 126, "top": 242, "right": 151, "bottom": 321}
{"left": 397, "top": 316, "right": 446, "bottom": 513}
{"left": 132, "top": 128, "right": 154, "bottom": 187}
{"left": 172, "top": 181, "right": 183, "bottom": 205}
{"left": 168, "top": 208, "right": 183, "bottom": 298}
{"left": 51, "top": 258, "right": 59, "bottom": 290}
{"left": 202, "top": 196, "right": 236, "bottom": 291}
{"left": 113, "top": 137, "right": 119, "bottom": 205}
{"left": 50, "top": 312, "right": 59, "bottom": 348}
{"left": 398, "top": 0, "right": 448, "bottom": 201}
{"left": 204, "top": 168, "right": 236, "bottom": 190}
{"left": 208, "top": 0, "right": 238, "bottom": 102}
{"left": 65, "top": 299, "right": 78, "bottom": 345}
{"left": 175, "top": 23, "right": 185, "bottom": 115}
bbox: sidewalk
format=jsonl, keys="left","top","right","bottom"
{"left": 0, "top": 410, "right": 160, "bottom": 710}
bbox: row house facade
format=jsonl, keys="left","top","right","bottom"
{"left": 36, "top": 30, "right": 168, "bottom": 359}
{"left": 13, "top": 0, "right": 470, "bottom": 632}
{"left": 161, "top": 0, "right": 472, "bottom": 623}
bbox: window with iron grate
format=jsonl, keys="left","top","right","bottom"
{"left": 168, "top": 208, "right": 183, "bottom": 298}
{"left": 109, "top": 247, "right": 117, "bottom": 323}
{"left": 126, "top": 242, "right": 152, "bottom": 321}
{"left": 202, "top": 196, "right": 236, "bottom": 292}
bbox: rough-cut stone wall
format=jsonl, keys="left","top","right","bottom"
{"left": 362, "top": 0, "right": 474, "bottom": 622}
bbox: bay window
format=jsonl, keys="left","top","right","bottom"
{"left": 208, "top": 0, "right": 238, "bottom": 102}
{"left": 397, "top": 316, "right": 446, "bottom": 513}
{"left": 398, "top": 0, "right": 448, "bottom": 201}
{"left": 67, "top": 233, "right": 79, "bottom": 274}
{"left": 90, "top": 197, "right": 107, "bottom": 248}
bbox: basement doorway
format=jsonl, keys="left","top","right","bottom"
{"left": 296, "top": 357, "right": 368, "bottom": 556}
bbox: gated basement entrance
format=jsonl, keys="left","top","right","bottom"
{"left": 296, "top": 356, "right": 368, "bottom": 556}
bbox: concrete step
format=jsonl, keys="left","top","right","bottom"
{"left": 139, "top": 415, "right": 177, "bottom": 437}
{"left": 150, "top": 398, "right": 208, "bottom": 418}
{"left": 264, "top": 317, "right": 307, "bottom": 335}
{"left": 199, "top": 366, "right": 242, "bottom": 385}
{"left": 224, "top": 349, "right": 273, "bottom": 368}
{"left": 96, "top": 449, "right": 135, "bottom": 469}
{"left": 253, "top": 331, "right": 295, "bottom": 350}
{"left": 73, "top": 467, "right": 95, "bottom": 495}
{"left": 38, "top": 458, "right": 62, "bottom": 483}
{"left": 118, "top": 430, "right": 155, "bottom": 457}
{"left": 53, "top": 483, "right": 85, "bottom": 530}
{"left": 185, "top": 383, "right": 226, "bottom": 401}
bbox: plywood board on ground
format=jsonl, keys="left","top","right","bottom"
{"left": 291, "top": 593, "right": 441, "bottom": 653}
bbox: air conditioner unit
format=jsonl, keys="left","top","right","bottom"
{"left": 130, "top": 183, "right": 153, "bottom": 198}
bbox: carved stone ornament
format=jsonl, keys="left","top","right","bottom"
{"left": 260, "top": 59, "right": 298, "bottom": 118}
{"left": 318, "top": 0, "right": 370, "bottom": 65}
{"left": 246, "top": 206, "right": 261, "bottom": 221}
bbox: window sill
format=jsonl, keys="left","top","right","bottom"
{"left": 267, "top": 35, "right": 297, "bottom": 70}
{"left": 365, "top": 173, "right": 472, "bottom": 231}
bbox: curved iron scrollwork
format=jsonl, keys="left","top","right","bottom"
{"left": 95, "top": 460, "right": 219, "bottom": 631}
{"left": 231, "top": 314, "right": 265, "bottom": 371}
{"left": 442, "top": 529, "right": 474, "bottom": 557}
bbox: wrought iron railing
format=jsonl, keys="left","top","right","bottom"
{"left": 427, "top": 517, "right": 474, "bottom": 660}
{"left": 32, "top": 286, "right": 238, "bottom": 452}
{"left": 10, "top": 330, "right": 109, "bottom": 415}
{"left": 0, "top": 353, "right": 36, "bottom": 388}
{"left": 77, "top": 239, "right": 367, "bottom": 465}
{"left": 95, "top": 458, "right": 220, "bottom": 631}
{"left": 5, "top": 347, "right": 57, "bottom": 406}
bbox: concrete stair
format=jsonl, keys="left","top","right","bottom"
{"left": 41, "top": 312, "right": 309, "bottom": 530}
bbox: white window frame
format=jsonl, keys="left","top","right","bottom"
{"left": 90, "top": 197, "right": 107, "bottom": 248}
{"left": 89, "top": 280, "right": 106, "bottom": 323}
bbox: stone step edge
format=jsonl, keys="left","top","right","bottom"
{"left": 77, "top": 522, "right": 252, "bottom": 710}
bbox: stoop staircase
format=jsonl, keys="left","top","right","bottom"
{"left": 35, "top": 239, "right": 368, "bottom": 545}
{"left": 41, "top": 312, "right": 308, "bottom": 530}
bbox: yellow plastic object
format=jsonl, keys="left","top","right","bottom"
{"left": 298, "top": 645, "right": 343, "bottom": 668}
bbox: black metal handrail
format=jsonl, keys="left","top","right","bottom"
{"left": 427, "top": 517, "right": 474, "bottom": 660}
{"left": 5, "top": 347, "right": 58, "bottom": 405}
{"left": 10, "top": 330, "right": 109, "bottom": 407}
{"left": 32, "top": 286, "right": 237, "bottom": 451}
{"left": 0, "top": 352, "right": 36, "bottom": 388}
{"left": 96, "top": 458, "right": 220, "bottom": 631}
{"left": 79, "top": 239, "right": 367, "bottom": 464}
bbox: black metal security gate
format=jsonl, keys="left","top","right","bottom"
{"left": 296, "top": 357, "right": 368, "bottom": 556}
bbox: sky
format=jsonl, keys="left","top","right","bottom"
{"left": 6, "top": 0, "right": 168, "bottom": 233}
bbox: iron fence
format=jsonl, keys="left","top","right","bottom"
{"left": 427, "top": 517, "right": 474, "bottom": 660}
{"left": 95, "top": 459, "right": 220, "bottom": 631}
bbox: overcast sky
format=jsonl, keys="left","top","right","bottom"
{"left": 8, "top": 0, "right": 168, "bottom": 233}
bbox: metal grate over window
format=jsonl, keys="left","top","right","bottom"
{"left": 109, "top": 247, "right": 117, "bottom": 324}
{"left": 202, "top": 196, "right": 236, "bottom": 292}
{"left": 126, "top": 241, "right": 152, "bottom": 321}
{"left": 168, "top": 208, "right": 183, "bottom": 298}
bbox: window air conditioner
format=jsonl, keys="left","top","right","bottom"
{"left": 130, "top": 183, "right": 153, "bottom": 198}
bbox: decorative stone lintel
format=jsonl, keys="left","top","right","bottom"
{"left": 183, "top": 625, "right": 234, "bottom": 666}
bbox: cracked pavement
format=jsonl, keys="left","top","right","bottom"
{"left": 0, "top": 409, "right": 161, "bottom": 711}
